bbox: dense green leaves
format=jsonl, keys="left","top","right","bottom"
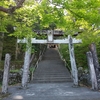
{"left": 0, "top": 0, "right": 100, "bottom": 42}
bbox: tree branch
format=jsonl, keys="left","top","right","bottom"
{"left": 0, "top": 0, "right": 25, "bottom": 14}
{"left": 0, "top": 6, "right": 9, "bottom": 13}
{"left": 16, "top": 0, "right": 25, "bottom": 8}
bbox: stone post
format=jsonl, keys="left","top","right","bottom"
{"left": 2, "top": 54, "right": 11, "bottom": 93}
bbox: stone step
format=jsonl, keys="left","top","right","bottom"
{"left": 33, "top": 74, "right": 70, "bottom": 77}
{"left": 34, "top": 74, "right": 70, "bottom": 76}
{"left": 33, "top": 77, "right": 71, "bottom": 79}
{"left": 32, "top": 78, "right": 71, "bottom": 83}
{"left": 32, "top": 78, "right": 72, "bottom": 83}
{"left": 33, "top": 76, "right": 70, "bottom": 78}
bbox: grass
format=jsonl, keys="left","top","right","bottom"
{"left": 10, "top": 69, "right": 20, "bottom": 73}
{"left": 29, "top": 67, "right": 35, "bottom": 73}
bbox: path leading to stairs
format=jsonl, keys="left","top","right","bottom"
{"left": 2, "top": 48, "right": 100, "bottom": 100}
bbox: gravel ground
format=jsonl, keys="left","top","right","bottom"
{"left": 2, "top": 83, "right": 100, "bottom": 100}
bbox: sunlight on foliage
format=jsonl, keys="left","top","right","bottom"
{"left": 0, "top": 0, "right": 100, "bottom": 41}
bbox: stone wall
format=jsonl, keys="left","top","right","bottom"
{"left": 8, "top": 72, "right": 22, "bottom": 84}
{"left": 78, "top": 67, "right": 91, "bottom": 86}
{"left": 0, "top": 71, "right": 22, "bottom": 85}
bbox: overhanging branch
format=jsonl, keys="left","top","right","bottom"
{"left": 0, "top": 6, "right": 9, "bottom": 13}
{"left": 0, "top": 0, "right": 25, "bottom": 14}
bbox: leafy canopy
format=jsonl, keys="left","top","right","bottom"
{"left": 0, "top": 0, "right": 100, "bottom": 43}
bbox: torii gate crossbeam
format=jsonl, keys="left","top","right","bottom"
{"left": 17, "top": 38, "right": 81, "bottom": 44}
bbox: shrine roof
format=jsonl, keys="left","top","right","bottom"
{"left": 33, "top": 30, "right": 64, "bottom": 36}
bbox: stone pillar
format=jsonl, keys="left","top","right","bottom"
{"left": 2, "top": 54, "right": 11, "bottom": 93}
{"left": 68, "top": 35, "right": 78, "bottom": 86}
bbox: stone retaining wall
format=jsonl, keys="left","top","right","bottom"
{"left": 0, "top": 71, "right": 22, "bottom": 85}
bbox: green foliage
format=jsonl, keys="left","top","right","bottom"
{"left": 2, "top": 34, "right": 16, "bottom": 60}
{"left": 29, "top": 67, "right": 35, "bottom": 73}
{"left": 0, "top": 61, "right": 4, "bottom": 70}
{"left": 59, "top": 44, "right": 71, "bottom": 69}
{"left": 74, "top": 44, "right": 89, "bottom": 69}
{"left": 0, "top": 13, "right": 9, "bottom": 33}
{"left": 10, "top": 69, "right": 20, "bottom": 73}
{"left": 59, "top": 43, "right": 88, "bottom": 70}
{"left": 1, "top": 0, "right": 100, "bottom": 39}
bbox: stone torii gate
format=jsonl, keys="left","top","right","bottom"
{"left": 17, "top": 30, "right": 82, "bottom": 88}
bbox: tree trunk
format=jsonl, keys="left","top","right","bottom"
{"left": 0, "top": 42, "right": 3, "bottom": 61}
{"left": 15, "top": 38, "right": 19, "bottom": 60}
{"left": 86, "top": 51, "right": 98, "bottom": 90}
{"left": 2, "top": 54, "right": 11, "bottom": 93}
{"left": 89, "top": 43, "right": 100, "bottom": 89}
{"left": 89, "top": 43, "right": 100, "bottom": 76}
{"left": 0, "top": 33, "right": 4, "bottom": 61}
{"left": 68, "top": 35, "right": 78, "bottom": 86}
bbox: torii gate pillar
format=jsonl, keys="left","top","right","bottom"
{"left": 68, "top": 35, "right": 78, "bottom": 86}
{"left": 22, "top": 39, "right": 31, "bottom": 88}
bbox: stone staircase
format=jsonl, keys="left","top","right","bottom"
{"left": 32, "top": 48, "right": 72, "bottom": 83}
